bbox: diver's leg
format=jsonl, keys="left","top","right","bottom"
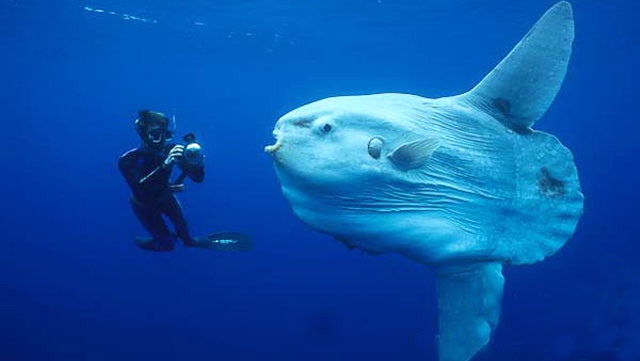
{"left": 163, "top": 195, "right": 200, "bottom": 247}
{"left": 160, "top": 196, "right": 253, "bottom": 251}
{"left": 130, "top": 198, "right": 175, "bottom": 251}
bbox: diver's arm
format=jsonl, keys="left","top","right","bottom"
{"left": 179, "top": 161, "right": 204, "bottom": 183}
{"left": 138, "top": 145, "right": 183, "bottom": 184}
{"left": 118, "top": 152, "right": 143, "bottom": 189}
{"left": 119, "top": 150, "right": 170, "bottom": 188}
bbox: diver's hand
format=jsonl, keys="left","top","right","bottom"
{"left": 163, "top": 145, "right": 185, "bottom": 167}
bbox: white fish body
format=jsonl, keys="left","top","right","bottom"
{"left": 265, "top": 2, "right": 584, "bottom": 361}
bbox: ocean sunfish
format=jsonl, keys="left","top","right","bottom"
{"left": 264, "top": 2, "right": 584, "bottom": 361}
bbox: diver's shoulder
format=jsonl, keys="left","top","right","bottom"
{"left": 119, "top": 147, "right": 141, "bottom": 162}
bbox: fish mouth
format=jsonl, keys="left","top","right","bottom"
{"left": 264, "top": 141, "right": 282, "bottom": 154}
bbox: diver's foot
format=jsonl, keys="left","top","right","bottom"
{"left": 135, "top": 237, "right": 175, "bottom": 252}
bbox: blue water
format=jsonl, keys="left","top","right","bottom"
{"left": 2, "top": 1, "right": 638, "bottom": 360}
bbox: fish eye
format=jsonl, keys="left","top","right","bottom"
{"left": 368, "top": 137, "right": 383, "bottom": 159}
{"left": 322, "top": 123, "right": 332, "bottom": 133}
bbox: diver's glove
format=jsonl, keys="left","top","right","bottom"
{"left": 163, "top": 145, "right": 184, "bottom": 168}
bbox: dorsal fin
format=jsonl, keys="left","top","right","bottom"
{"left": 462, "top": 1, "right": 575, "bottom": 132}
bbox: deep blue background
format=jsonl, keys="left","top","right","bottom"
{"left": 1, "top": 1, "right": 638, "bottom": 360}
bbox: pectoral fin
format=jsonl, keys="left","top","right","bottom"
{"left": 436, "top": 263, "right": 504, "bottom": 361}
{"left": 387, "top": 138, "right": 440, "bottom": 170}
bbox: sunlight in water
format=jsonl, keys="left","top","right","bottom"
{"left": 83, "top": 6, "right": 158, "bottom": 24}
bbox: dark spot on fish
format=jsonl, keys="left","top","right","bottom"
{"left": 556, "top": 211, "right": 577, "bottom": 220}
{"left": 538, "top": 167, "right": 565, "bottom": 198}
{"left": 293, "top": 118, "right": 313, "bottom": 127}
{"left": 334, "top": 236, "right": 355, "bottom": 250}
{"left": 493, "top": 98, "right": 511, "bottom": 116}
{"left": 334, "top": 236, "right": 380, "bottom": 255}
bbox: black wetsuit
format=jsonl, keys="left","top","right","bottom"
{"left": 118, "top": 143, "right": 204, "bottom": 251}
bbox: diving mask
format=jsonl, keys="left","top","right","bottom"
{"left": 147, "top": 127, "right": 171, "bottom": 144}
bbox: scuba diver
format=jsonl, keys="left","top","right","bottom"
{"left": 118, "top": 109, "right": 251, "bottom": 252}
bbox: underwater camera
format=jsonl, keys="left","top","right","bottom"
{"left": 167, "top": 132, "right": 203, "bottom": 193}
{"left": 182, "top": 132, "right": 203, "bottom": 165}
{"left": 139, "top": 132, "right": 204, "bottom": 189}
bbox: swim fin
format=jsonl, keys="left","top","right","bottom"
{"left": 195, "top": 232, "right": 253, "bottom": 252}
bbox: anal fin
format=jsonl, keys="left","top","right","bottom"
{"left": 436, "top": 262, "right": 504, "bottom": 361}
